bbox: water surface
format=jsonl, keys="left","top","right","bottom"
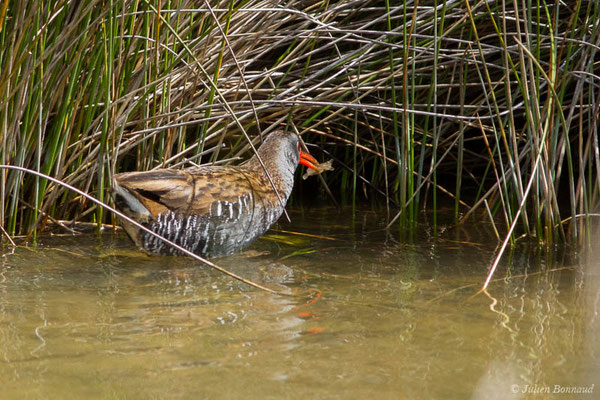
{"left": 0, "top": 207, "right": 598, "bottom": 399}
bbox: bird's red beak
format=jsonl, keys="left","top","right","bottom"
{"left": 299, "top": 151, "right": 319, "bottom": 170}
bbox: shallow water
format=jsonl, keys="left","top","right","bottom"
{"left": 0, "top": 206, "right": 598, "bottom": 399}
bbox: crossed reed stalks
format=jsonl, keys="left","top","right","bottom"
{"left": 0, "top": 0, "right": 598, "bottom": 248}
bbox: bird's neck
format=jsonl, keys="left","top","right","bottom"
{"left": 244, "top": 153, "right": 296, "bottom": 200}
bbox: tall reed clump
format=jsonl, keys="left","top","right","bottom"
{"left": 0, "top": 0, "right": 598, "bottom": 245}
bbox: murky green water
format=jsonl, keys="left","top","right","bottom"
{"left": 0, "top": 207, "right": 598, "bottom": 399}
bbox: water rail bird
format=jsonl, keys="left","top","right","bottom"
{"left": 112, "top": 130, "right": 319, "bottom": 257}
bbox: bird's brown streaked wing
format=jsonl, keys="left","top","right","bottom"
{"left": 114, "top": 166, "right": 271, "bottom": 220}
{"left": 186, "top": 166, "right": 273, "bottom": 218}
